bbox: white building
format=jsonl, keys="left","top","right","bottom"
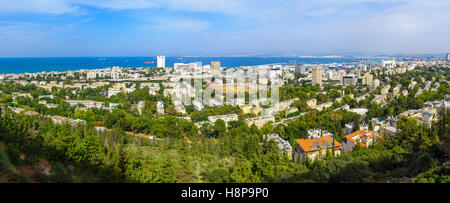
{"left": 111, "top": 71, "right": 120, "bottom": 79}
{"left": 372, "top": 95, "right": 386, "bottom": 104}
{"left": 87, "top": 71, "right": 97, "bottom": 79}
{"left": 263, "top": 133, "right": 293, "bottom": 159}
{"left": 157, "top": 56, "right": 166, "bottom": 68}
{"left": 342, "top": 130, "right": 379, "bottom": 153}
{"left": 111, "top": 66, "right": 121, "bottom": 79}
{"left": 307, "top": 129, "right": 333, "bottom": 139}
{"left": 381, "top": 85, "right": 391, "bottom": 95}
{"left": 65, "top": 100, "right": 104, "bottom": 109}
{"left": 295, "top": 64, "right": 306, "bottom": 74}
{"left": 307, "top": 98, "right": 317, "bottom": 108}
{"left": 136, "top": 101, "right": 145, "bottom": 115}
{"left": 208, "top": 113, "right": 239, "bottom": 125}
{"left": 393, "top": 84, "right": 402, "bottom": 96}
{"left": 348, "top": 108, "right": 368, "bottom": 118}
{"left": 174, "top": 100, "right": 186, "bottom": 115}
{"left": 372, "top": 79, "right": 380, "bottom": 89}
{"left": 108, "top": 88, "right": 121, "bottom": 98}
{"left": 157, "top": 101, "right": 164, "bottom": 115}
{"left": 192, "top": 100, "right": 204, "bottom": 111}
{"left": 174, "top": 63, "right": 190, "bottom": 70}
{"left": 381, "top": 59, "right": 396, "bottom": 68}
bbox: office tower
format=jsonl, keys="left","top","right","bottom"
{"left": 446, "top": 53, "right": 450, "bottom": 62}
{"left": 312, "top": 65, "right": 322, "bottom": 86}
{"left": 342, "top": 75, "right": 357, "bottom": 86}
{"left": 157, "top": 56, "right": 165, "bottom": 68}
{"left": 211, "top": 61, "right": 221, "bottom": 71}
{"left": 295, "top": 64, "right": 305, "bottom": 74}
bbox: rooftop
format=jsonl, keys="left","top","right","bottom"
{"left": 344, "top": 130, "right": 379, "bottom": 148}
{"left": 295, "top": 136, "right": 341, "bottom": 153}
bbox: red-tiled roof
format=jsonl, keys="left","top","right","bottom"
{"left": 295, "top": 136, "right": 341, "bottom": 153}
{"left": 344, "top": 130, "right": 378, "bottom": 148}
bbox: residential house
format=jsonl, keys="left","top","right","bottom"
{"left": 342, "top": 130, "right": 379, "bottom": 153}
{"left": 293, "top": 136, "right": 342, "bottom": 163}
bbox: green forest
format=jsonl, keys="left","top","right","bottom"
{"left": 0, "top": 106, "right": 448, "bottom": 183}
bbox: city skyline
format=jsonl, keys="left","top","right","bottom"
{"left": 0, "top": 0, "right": 449, "bottom": 57}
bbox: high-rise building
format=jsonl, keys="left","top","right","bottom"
{"left": 343, "top": 75, "right": 357, "bottom": 86}
{"left": 111, "top": 66, "right": 121, "bottom": 79}
{"left": 157, "top": 56, "right": 165, "bottom": 68}
{"left": 362, "top": 72, "right": 373, "bottom": 85}
{"left": 312, "top": 65, "right": 322, "bottom": 86}
{"left": 446, "top": 53, "right": 450, "bottom": 62}
{"left": 295, "top": 64, "right": 306, "bottom": 74}
{"left": 211, "top": 61, "right": 221, "bottom": 71}
{"left": 326, "top": 71, "right": 333, "bottom": 80}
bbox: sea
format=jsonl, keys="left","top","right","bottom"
{"left": 0, "top": 57, "right": 381, "bottom": 74}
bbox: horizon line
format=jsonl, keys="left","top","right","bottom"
{"left": 0, "top": 53, "right": 448, "bottom": 59}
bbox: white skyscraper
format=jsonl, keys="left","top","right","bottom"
{"left": 157, "top": 56, "right": 165, "bottom": 68}
{"left": 446, "top": 53, "right": 450, "bottom": 62}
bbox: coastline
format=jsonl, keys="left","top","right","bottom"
{"left": 0, "top": 56, "right": 370, "bottom": 74}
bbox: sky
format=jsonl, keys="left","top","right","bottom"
{"left": 0, "top": 0, "right": 449, "bottom": 57}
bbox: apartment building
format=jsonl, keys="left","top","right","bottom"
{"left": 307, "top": 129, "right": 333, "bottom": 139}
{"left": 263, "top": 133, "right": 293, "bottom": 160}
{"left": 65, "top": 100, "right": 104, "bottom": 109}
{"left": 361, "top": 72, "right": 373, "bottom": 86}
{"left": 293, "top": 136, "right": 342, "bottom": 163}
{"left": 306, "top": 98, "right": 317, "bottom": 108}
{"left": 342, "top": 130, "right": 379, "bottom": 153}
{"left": 240, "top": 105, "right": 253, "bottom": 114}
{"left": 372, "top": 95, "right": 386, "bottom": 104}
{"left": 381, "top": 85, "right": 390, "bottom": 95}
{"left": 244, "top": 115, "right": 275, "bottom": 128}
{"left": 174, "top": 100, "right": 187, "bottom": 115}
{"left": 208, "top": 113, "right": 239, "bottom": 126}
{"left": 393, "top": 84, "right": 401, "bottom": 96}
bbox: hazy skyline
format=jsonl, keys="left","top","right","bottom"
{"left": 0, "top": 0, "right": 449, "bottom": 57}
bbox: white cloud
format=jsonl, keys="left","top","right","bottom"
{"left": 67, "top": 18, "right": 92, "bottom": 28}
{"left": 0, "top": 0, "right": 80, "bottom": 14}
{"left": 0, "top": 0, "right": 449, "bottom": 55}
{"left": 163, "top": 0, "right": 242, "bottom": 14}
{"left": 0, "top": 0, "right": 245, "bottom": 14}
{"left": 77, "top": 0, "right": 160, "bottom": 10}
{"left": 143, "top": 18, "right": 211, "bottom": 32}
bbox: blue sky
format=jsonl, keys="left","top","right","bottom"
{"left": 0, "top": 0, "right": 449, "bottom": 57}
